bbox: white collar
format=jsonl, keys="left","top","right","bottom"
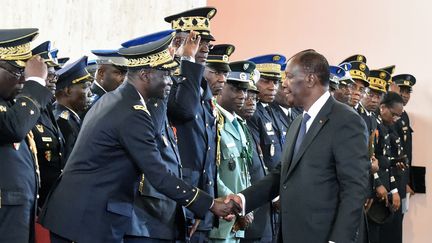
{"left": 95, "top": 80, "right": 107, "bottom": 93}
{"left": 303, "top": 91, "right": 330, "bottom": 132}
{"left": 261, "top": 102, "right": 269, "bottom": 108}
{"left": 279, "top": 105, "right": 290, "bottom": 116}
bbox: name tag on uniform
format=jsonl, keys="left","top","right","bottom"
{"left": 42, "top": 137, "right": 52, "bottom": 142}
{"left": 226, "top": 143, "right": 236, "bottom": 148}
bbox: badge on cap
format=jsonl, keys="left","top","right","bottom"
{"left": 273, "top": 55, "right": 281, "bottom": 61}
{"left": 240, "top": 72, "right": 247, "bottom": 80}
{"left": 243, "top": 63, "right": 250, "bottom": 71}
{"left": 357, "top": 56, "right": 364, "bottom": 62}
{"left": 360, "top": 63, "right": 366, "bottom": 71}
{"left": 379, "top": 72, "right": 386, "bottom": 79}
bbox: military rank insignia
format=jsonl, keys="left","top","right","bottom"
{"left": 45, "top": 150, "right": 52, "bottom": 162}
{"left": 60, "top": 110, "right": 70, "bottom": 120}
{"left": 13, "top": 143, "right": 20, "bottom": 150}
{"left": 228, "top": 158, "right": 236, "bottom": 171}
{"left": 36, "top": 124, "right": 44, "bottom": 133}
{"left": 0, "top": 105, "right": 7, "bottom": 112}
{"left": 270, "top": 144, "right": 275, "bottom": 157}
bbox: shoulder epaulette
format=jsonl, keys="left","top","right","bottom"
{"left": 133, "top": 105, "right": 150, "bottom": 115}
{"left": 60, "top": 110, "right": 70, "bottom": 120}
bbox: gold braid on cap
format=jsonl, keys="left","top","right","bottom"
{"left": 72, "top": 73, "right": 91, "bottom": 84}
{"left": 0, "top": 43, "right": 32, "bottom": 60}
{"left": 126, "top": 49, "right": 174, "bottom": 68}
{"left": 256, "top": 63, "right": 281, "bottom": 75}
{"left": 171, "top": 16, "right": 210, "bottom": 32}
{"left": 368, "top": 77, "right": 387, "bottom": 92}
{"left": 350, "top": 70, "right": 367, "bottom": 81}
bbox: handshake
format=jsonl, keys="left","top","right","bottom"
{"left": 209, "top": 194, "right": 244, "bottom": 220}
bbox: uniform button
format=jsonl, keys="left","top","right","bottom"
{"left": 37, "top": 194, "right": 40, "bottom": 199}
{"left": 59, "top": 152, "right": 62, "bottom": 156}
{"left": 208, "top": 147, "right": 211, "bottom": 151}
{"left": 195, "top": 115, "right": 199, "bottom": 119}
{"left": 202, "top": 101, "right": 204, "bottom": 105}
{"left": 209, "top": 181, "right": 212, "bottom": 186}
{"left": 60, "top": 169, "right": 63, "bottom": 173}
{"left": 176, "top": 186, "right": 180, "bottom": 189}
{"left": 186, "top": 199, "right": 189, "bottom": 203}
{"left": 192, "top": 189, "right": 196, "bottom": 192}
{"left": 183, "top": 190, "right": 187, "bottom": 193}
{"left": 283, "top": 184, "right": 287, "bottom": 189}
{"left": 182, "top": 77, "right": 187, "bottom": 81}
{"left": 203, "top": 170, "right": 206, "bottom": 174}
{"left": 206, "top": 123, "right": 209, "bottom": 127}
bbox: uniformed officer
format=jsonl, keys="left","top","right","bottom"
{"left": 53, "top": 56, "right": 93, "bottom": 161}
{"left": 165, "top": 7, "right": 221, "bottom": 242}
{"left": 334, "top": 62, "right": 355, "bottom": 104}
{"left": 237, "top": 68, "right": 273, "bottom": 243}
{"left": 362, "top": 71, "right": 400, "bottom": 243}
{"left": 0, "top": 28, "right": 52, "bottom": 243}
{"left": 205, "top": 44, "right": 235, "bottom": 96}
{"left": 39, "top": 32, "right": 241, "bottom": 243}
{"left": 86, "top": 59, "right": 97, "bottom": 79}
{"left": 393, "top": 74, "right": 416, "bottom": 198}
{"left": 376, "top": 92, "right": 406, "bottom": 243}
{"left": 30, "top": 41, "right": 66, "bottom": 209}
{"left": 118, "top": 30, "right": 187, "bottom": 243}
{"left": 56, "top": 57, "right": 70, "bottom": 70}
{"left": 89, "top": 49, "right": 127, "bottom": 104}
{"left": 247, "top": 54, "right": 287, "bottom": 171}
{"left": 210, "top": 61, "right": 253, "bottom": 243}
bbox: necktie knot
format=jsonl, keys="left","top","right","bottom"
{"left": 302, "top": 113, "right": 311, "bottom": 125}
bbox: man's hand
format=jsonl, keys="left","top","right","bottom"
{"left": 188, "top": 219, "right": 201, "bottom": 238}
{"left": 232, "top": 213, "right": 254, "bottom": 232}
{"left": 371, "top": 156, "right": 379, "bottom": 174}
{"left": 391, "top": 192, "right": 401, "bottom": 212}
{"left": 24, "top": 55, "right": 48, "bottom": 82}
{"left": 376, "top": 185, "right": 389, "bottom": 206}
{"left": 176, "top": 31, "right": 201, "bottom": 59}
{"left": 210, "top": 197, "right": 242, "bottom": 219}
{"left": 406, "top": 184, "right": 415, "bottom": 198}
{"left": 396, "top": 161, "right": 407, "bottom": 171}
{"left": 364, "top": 198, "right": 374, "bottom": 212}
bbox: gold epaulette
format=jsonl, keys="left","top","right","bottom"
{"left": 60, "top": 110, "right": 70, "bottom": 120}
{"left": 133, "top": 105, "right": 150, "bottom": 116}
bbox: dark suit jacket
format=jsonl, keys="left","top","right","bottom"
{"left": 0, "top": 81, "right": 52, "bottom": 242}
{"left": 242, "top": 96, "right": 370, "bottom": 243}
{"left": 39, "top": 81, "right": 212, "bottom": 243}
{"left": 168, "top": 60, "right": 217, "bottom": 230}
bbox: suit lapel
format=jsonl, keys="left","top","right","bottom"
{"left": 281, "top": 116, "right": 302, "bottom": 177}
{"left": 285, "top": 97, "right": 334, "bottom": 179}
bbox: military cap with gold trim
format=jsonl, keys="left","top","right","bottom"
{"left": 340, "top": 54, "right": 367, "bottom": 64}
{"left": 56, "top": 56, "right": 92, "bottom": 90}
{"left": 227, "top": 61, "right": 256, "bottom": 89}
{"left": 164, "top": 7, "right": 217, "bottom": 41}
{"left": 248, "top": 54, "right": 287, "bottom": 80}
{"left": 31, "top": 41, "right": 59, "bottom": 67}
{"left": 121, "top": 30, "right": 174, "bottom": 48}
{"left": 0, "top": 28, "right": 39, "bottom": 67}
{"left": 118, "top": 31, "right": 178, "bottom": 70}
{"left": 393, "top": 74, "right": 416, "bottom": 90}
{"left": 86, "top": 59, "right": 97, "bottom": 76}
{"left": 346, "top": 61, "right": 370, "bottom": 87}
{"left": 206, "top": 44, "right": 235, "bottom": 72}
{"left": 368, "top": 70, "right": 391, "bottom": 93}
{"left": 378, "top": 65, "right": 396, "bottom": 86}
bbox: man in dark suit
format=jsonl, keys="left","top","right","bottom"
{"left": 39, "top": 32, "right": 240, "bottom": 243}
{"left": 225, "top": 50, "right": 370, "bottom": 243}
{"left": 0, "top": 28, "right": 52, "bottom": 243}
{"left": 53, "top": 56, "right": 93, "bottom": 161}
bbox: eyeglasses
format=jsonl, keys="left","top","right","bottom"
{"left": 0, "top": 64, "right": 25, "bottom": 80}
{"left": 389, "top": 109, "right": 402, "bottom": 119}
{"left": 208, "top": 69, "right": 228, "bottom": 78}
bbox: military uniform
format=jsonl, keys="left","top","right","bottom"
{"left": 247, "top": 54, "right": 287, "bottom": 171}
{"left": 0, "top": 28, "right": 53, "bottom": 243}
{"left": 54, "top": 56, "right": 93, "bottom": 161}
{"left": 31, "top": 41, "right": 66, "bottom": 208}
{"left": 164, "top": 8, "right": 220, "bottom": 239}
{"left": 210, "top": 62, "right": 253, "bottom": 242}
{"left": 40, "top": 33, "right": 213, "bottom": 243}
{"left": 120, "top": 31, "right": 186, "bottom": 243}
